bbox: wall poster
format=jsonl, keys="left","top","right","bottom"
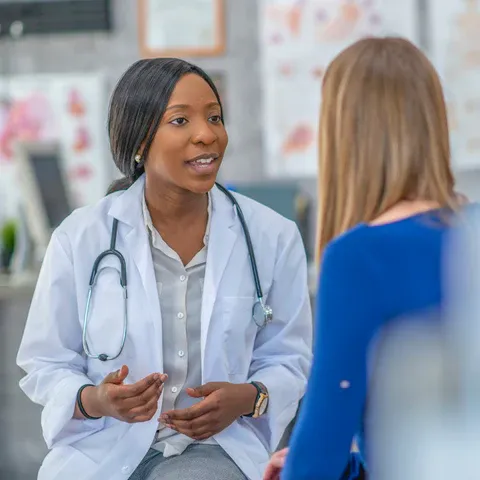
{"left": 429, "top": 0, "right": 480, "bottom": 171}
{"left": 259, "top": 0, "right": 419, "bottom": 178}
{"left": 0, "top": 73, "right": 109, "bottom": 219}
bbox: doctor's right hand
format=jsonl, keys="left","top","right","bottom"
{"left": 80, "top": 365, "right": 167, "bottom": 423}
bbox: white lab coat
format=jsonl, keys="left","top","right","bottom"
{"left": 16, "top": 175, "right": 312, "bottom": 480}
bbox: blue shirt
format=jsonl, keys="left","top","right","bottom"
{"left": 282, "top": 211, "right": 451, "bottom": 480}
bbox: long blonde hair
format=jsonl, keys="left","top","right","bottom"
{"left": 317, "top": 37, "right": 456, "bottom": 261}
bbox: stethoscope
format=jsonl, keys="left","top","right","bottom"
{"left": 82, "top": 183, "right": 274, "bottom": 362}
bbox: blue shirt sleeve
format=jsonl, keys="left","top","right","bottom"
{"left": 281, "top": 238, "right": 379, "bottom": 480}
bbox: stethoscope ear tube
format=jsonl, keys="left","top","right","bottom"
{"left": 215, "top": 183, "right": 274, "bottom": 329}
{"left": 214, "top": 183, "right": 264, "bottom": 301}
{"left": 89, "top": 220, "right": 127, "bottom": 287}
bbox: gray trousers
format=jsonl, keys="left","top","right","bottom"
{"left": 130, "top": 444, "right": 248, "bottom": 480}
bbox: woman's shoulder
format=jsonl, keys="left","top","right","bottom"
{"left": 323, "top": 213, "right": 448, "bottom": 271}
{"left": 324, "top": 223, "right": 375, "bottom": 260}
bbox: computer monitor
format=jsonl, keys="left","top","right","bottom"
{"left": 14, "top": 141, "right": 73, "bottom": 256}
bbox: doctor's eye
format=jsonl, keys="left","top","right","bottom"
{"left": 209, "top": 115, "right": 222, "bottom": 124}
{"left": 170, "top": 117, "right": 188, "bottom": 126}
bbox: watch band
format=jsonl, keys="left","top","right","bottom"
{"left": 244, "top": 381, "right": 268, "bottom": 418}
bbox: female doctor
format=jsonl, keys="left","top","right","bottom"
{"left": 16, "top": 58, "right": 312, "bottom": 480}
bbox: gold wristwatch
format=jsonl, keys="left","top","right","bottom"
{"left": 246, "top": 381, "right": 269, "bottom": 418}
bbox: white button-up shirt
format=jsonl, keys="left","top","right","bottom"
{"left": 142, "top": 193, "right": 217, "bottom": 457}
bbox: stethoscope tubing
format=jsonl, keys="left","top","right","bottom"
{"left": 83, "top": 183, "right": 271, "bottom": 361}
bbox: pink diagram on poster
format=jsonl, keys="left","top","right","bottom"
{"left": 68, "top": 89, "right": 86, "bottom": 117}
{"left": 260, "top": 0, "right": 418, "bottom": 177}
{"left": 0, "top": 73, "right": 108, "bottom": 218}
{"left": 282, "top": 124, "right": 315, "bottom": 155}
{"left": 0, "top": 94, "right": 55, "bottom": 163}
{"left": 73, "top": 126, "right": 90, "bottom": 153}
{"left": 311, "top": 66, "right": 324, "bottom": 80}
{"left": 69, "top": 163, "right": 93, "bottom": 182}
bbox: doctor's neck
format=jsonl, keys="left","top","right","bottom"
{"left": 144, "top": 180, "right": 208, "bottom": 228}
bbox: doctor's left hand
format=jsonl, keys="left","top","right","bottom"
{"left": 160, "top": 382, "right": 257, "bottom": 441}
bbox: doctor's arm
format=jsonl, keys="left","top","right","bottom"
{"left": 246, "top": 222, "right": 313, "bottom": 451}
{"left": 16, "top": 230, "right": 107, "bottom": 448}
{"left": 17, "top": 231, "right": 165, "bottom": 448}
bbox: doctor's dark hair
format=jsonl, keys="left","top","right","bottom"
{"left": 106, "top": 58, "right": 224, "bottom": 194}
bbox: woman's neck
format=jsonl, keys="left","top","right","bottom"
{"left": 369, "top": 199, "right": 441, "bottom": 226}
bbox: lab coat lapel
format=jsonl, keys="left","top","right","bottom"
{"left": 201, "top": 186, "right": 238, "bottom": 375}
{"left": 108, "top": 176, "right": 163, "bottom": 370}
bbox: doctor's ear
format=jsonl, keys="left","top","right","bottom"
{"left": 134, "top": 140, "right": 147, "bottom": 167}
{"left": 133, "top": 151, "right": 146, "bottom": 172}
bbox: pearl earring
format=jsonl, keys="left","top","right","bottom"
{"left": 134, "top": 154, "right": 141, "bottom": 163}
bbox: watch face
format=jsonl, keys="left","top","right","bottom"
{"left": 258, "top": 396, "right": 268, "bottom": 416}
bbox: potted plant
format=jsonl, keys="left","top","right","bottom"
{"left": 1, "top": 219, "right": 17, "bottom": 273}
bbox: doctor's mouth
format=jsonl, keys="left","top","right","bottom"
{"left": 185, "top": 153, "right": 221, "bottom": 175}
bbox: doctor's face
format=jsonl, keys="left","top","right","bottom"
{"left": 144, "top": 73, "right": 228, "bottom": 194}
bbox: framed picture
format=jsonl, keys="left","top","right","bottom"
{"left": 138, "top": 0, "right": 226, "bottom": 58}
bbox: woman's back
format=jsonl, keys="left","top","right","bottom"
{"left": 268, "top": 35, "right": 462, "bottom": 480}
{"left": 282, "top": 210, "right": 451, "bottom": 480}
{"left": 357, "top": 211, "right": 447, "bottom": 324}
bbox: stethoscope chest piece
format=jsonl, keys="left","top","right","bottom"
{"left": 253, "top": 299, "right": 273, "bottom": 329}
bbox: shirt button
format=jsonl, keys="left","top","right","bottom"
{"left": 177, "top": 312, "right": 184, "bottom": 319}
{"left": 171, "top": 386, "right": 178, "bottom": 393}
{"left": 178, "top": 350, "right": 185, "bottom": 357}
{"left": 122, "top": 466, "right": 131, "bottom": 475}
{"left": 180, "top": 275, "right": 186, "bottom": 282}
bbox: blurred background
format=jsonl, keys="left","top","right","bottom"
{"left": 1, "top": 0, "right": 480, "bottom": 478}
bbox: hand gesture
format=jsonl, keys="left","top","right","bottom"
{"left": 159, "top": 382, "right": 257, "bottom": 441}
{"left": 81, "top": 365, "right": 167, "bottom": 423}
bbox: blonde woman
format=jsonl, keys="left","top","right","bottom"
{"left": 264, "top": 36, "right": 463, "bottom": 480}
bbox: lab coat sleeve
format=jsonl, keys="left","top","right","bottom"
{"left": 16, "top": 230, "right": 105, "bottom": 448}
{"left": 246, "top": 223, "right": 313, "bottom": 451}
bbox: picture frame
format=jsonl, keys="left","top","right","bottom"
{"left": 138, "top": 0, "right": 226, "bottom": 58}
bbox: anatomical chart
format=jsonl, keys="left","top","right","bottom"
{"left": 259, "top": 0, "right": 419, "bottom": 178}
{"left": 0, "top": 73, "right": 109, "bottom": 219}
{"left": 429, "top": 0, "right": 480, "bottom": 170}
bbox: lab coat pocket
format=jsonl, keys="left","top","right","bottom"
{"left": 39, "top": 445, "right": 97, "bottom": 480}
{"left": 84, "top": 266, "right": 127, "bottom": 363}
{"left": 221, "top": 296, "right": 258, "bottom": 378}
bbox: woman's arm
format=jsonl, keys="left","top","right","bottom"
{"left": 281, "top": 238, "right": 377, "bottom": 480}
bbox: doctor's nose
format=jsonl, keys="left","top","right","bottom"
{"left": 191, "top": 123, "right": 218, "bottom": 145}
